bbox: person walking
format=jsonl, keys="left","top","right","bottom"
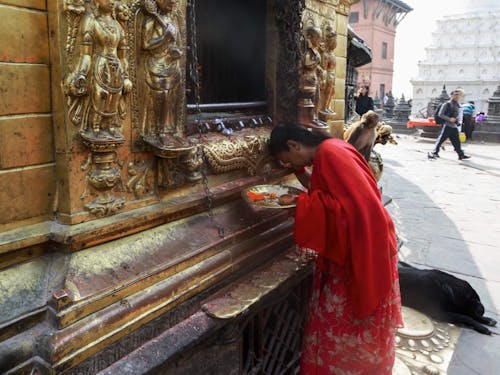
{"left": 462, "top": 101, "right": 476, "bottom": 140}
{"left": 354, "top": 85, "right": 374, "bottom": 116}
{"left": 269, "top": 123, "right": 402, "bottom": 374}
{"left": 428, "top": 89, "right": 471, "bottom": 160}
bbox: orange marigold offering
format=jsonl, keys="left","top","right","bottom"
{"left": 246, "top": 191, "right": 267, "bottom": 201}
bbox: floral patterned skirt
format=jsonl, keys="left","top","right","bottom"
{"left": 300, "top": 255, "right": 402, "bottom": 375}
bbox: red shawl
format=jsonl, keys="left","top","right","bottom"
{"left": 294, "top": 139, "right": 397, "bottom": 319}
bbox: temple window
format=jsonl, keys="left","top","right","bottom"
{"left": 349, "top": 12, "right": 359, "bottom": 24}
{"left": 379, "top": 84, "right": 385, "bottom": 99}
{"left": 186, "top": 0, "right": 267, "bottom": 113}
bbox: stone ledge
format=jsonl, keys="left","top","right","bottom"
{"left": 95, "top": 249, "right": 312, "bottom": 375}
{"left": 39, "top": 219, "right": 295, "bottom": 372}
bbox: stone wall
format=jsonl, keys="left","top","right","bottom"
{"left": 0, "top": 1, "right": 55, "bottom": 229}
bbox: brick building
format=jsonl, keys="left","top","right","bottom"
{"left": 349, "top": 0, "right": 412, "bottom": 100}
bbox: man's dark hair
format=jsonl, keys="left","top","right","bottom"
{"left": 269, "top": 123, "right": 331, "bottom": 156}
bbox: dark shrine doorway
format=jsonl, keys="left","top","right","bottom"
{"left": 187, "top": 0, "right": 268, "bottom": 107}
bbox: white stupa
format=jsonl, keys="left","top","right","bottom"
{"left": 410, "top": 3, "right": 500, "bottom": 116}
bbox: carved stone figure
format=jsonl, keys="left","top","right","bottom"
{"left": 63, "top": 0, "right": 132, "bottom": 216}
{"left": 65, "top": 0, "right": 132, "bottom": 141}
{"left": 141, "top": 0, "right": 184, "bottom": 147}
{"left": 298, "top": 26, "right": 327, "bottom": 128}
{"left": 319, "top": 27, "right": 337, "bottom": 118}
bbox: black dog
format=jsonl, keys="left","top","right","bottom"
{"left": 398, "top": 261, "right": 497, "bottom": 335}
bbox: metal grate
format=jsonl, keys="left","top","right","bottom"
{"left": 242, "top": 276, "right": 311, "bottom": 375}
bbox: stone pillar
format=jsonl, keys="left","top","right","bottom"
{"left": 420, "top": 85, "right": 450, "bottom": 139}
{"left": 373, "top": 93, "right": 382, "bottom": 110}
{"left": 427, "top": 85, "right": 450, "bottom": 118}
{"left": 392, "top": 94, "right": 412, "bottom": 123}
{"left": 387, "top": 94, "right": 414, "bottom": 134}
{"left": 486, "top": 84, "right": 500, "bottom": 123}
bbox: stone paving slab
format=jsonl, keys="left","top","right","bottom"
{"left": 378, "top": 135, "right": 500, "bottom": 374}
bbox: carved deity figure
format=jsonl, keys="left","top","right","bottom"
{"left": 141, "top": 0, "right": 183, "bottom": 147}
{"left": 298, "top": 26, "right": 327, "bottom": 128}
{"left": 65, "top": 0, "right": 132, "bottom": 140}
{"left": 319, "top": 27, "right": 337, "bottom": 115}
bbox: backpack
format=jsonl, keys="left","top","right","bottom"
{"left": 434, "top": 103, "right": 446, "bottom": 125}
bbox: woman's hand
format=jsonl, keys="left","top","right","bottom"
{"left": 294, "top": 167, "right": 311, "bottom": 190}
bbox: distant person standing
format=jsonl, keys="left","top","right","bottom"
{"left": 475, "top": 112, "right": 486, "bottom": 124}
{"left": 355, "top": 85, "right": 374, "bottom": 116}
{"left": 462, "top": 101, "right": 476, "bottom": 140}
{"left": 428, "top": 89, "right": 471, "bottom": 160}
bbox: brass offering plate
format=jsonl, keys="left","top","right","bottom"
{"left": 242, "top": 184, "right": 304, "bottom": 209}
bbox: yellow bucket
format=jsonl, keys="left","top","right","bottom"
{"left": 459, "top": 132, "right": 466, "bottom": 143}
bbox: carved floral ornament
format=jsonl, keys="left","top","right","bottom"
{"left": 203, "top": 135, "right": 271, "bottom": 175}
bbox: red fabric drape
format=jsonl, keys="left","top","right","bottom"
{"left": 294, "top": 138, "right": 397, "bottom": 319}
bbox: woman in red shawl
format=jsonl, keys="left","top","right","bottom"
{"left": 269, "top": 123, "right": 402, "bottom": 374}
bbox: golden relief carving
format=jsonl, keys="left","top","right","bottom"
{"left": 80, "top": 148, "right": 125, "bottom": 217}
{"left": 318, "top": 25, "right": 337, "bottom": 119}
{"left": 298, "top": 19, "right": 339, "bottom": 128}
{"left": 64, "top": 0, "right": 132, "bottom": 216}
{"left": 126, "top": 159, "right": 153, "bottom": 199}
{"left": 157, "top": 146, "right": 202, "bottom": 188}
{"left": 64, "top": 0, "right": 132, "bottom": 141}
{"left": 203, "top": 135, "right": 271, "bottom": 175}
{"left": 140, "top": 0, "right": 184, "bottom": 148}
{"left": 298, "top": 24, "right": 328, "bottom": 129}
{"left": 132, "top": 0, "right": 201, "bottom": 185}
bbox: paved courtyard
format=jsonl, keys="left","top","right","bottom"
{"left": 377, "top": 134, "right": 500, "bottom": 375}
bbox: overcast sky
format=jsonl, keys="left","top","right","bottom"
{"left": 392, "top": 0, "right": 500, "bottom": 98}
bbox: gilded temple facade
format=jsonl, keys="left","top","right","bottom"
{"left": 0, "top": 0, "right": 357, "bottom": 373}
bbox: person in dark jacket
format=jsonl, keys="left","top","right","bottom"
{"left": 354, "top": 85, "right": 374, "bottom": 116}
{"left": 428, "top": 89, "right": 471, "bottom": 160}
